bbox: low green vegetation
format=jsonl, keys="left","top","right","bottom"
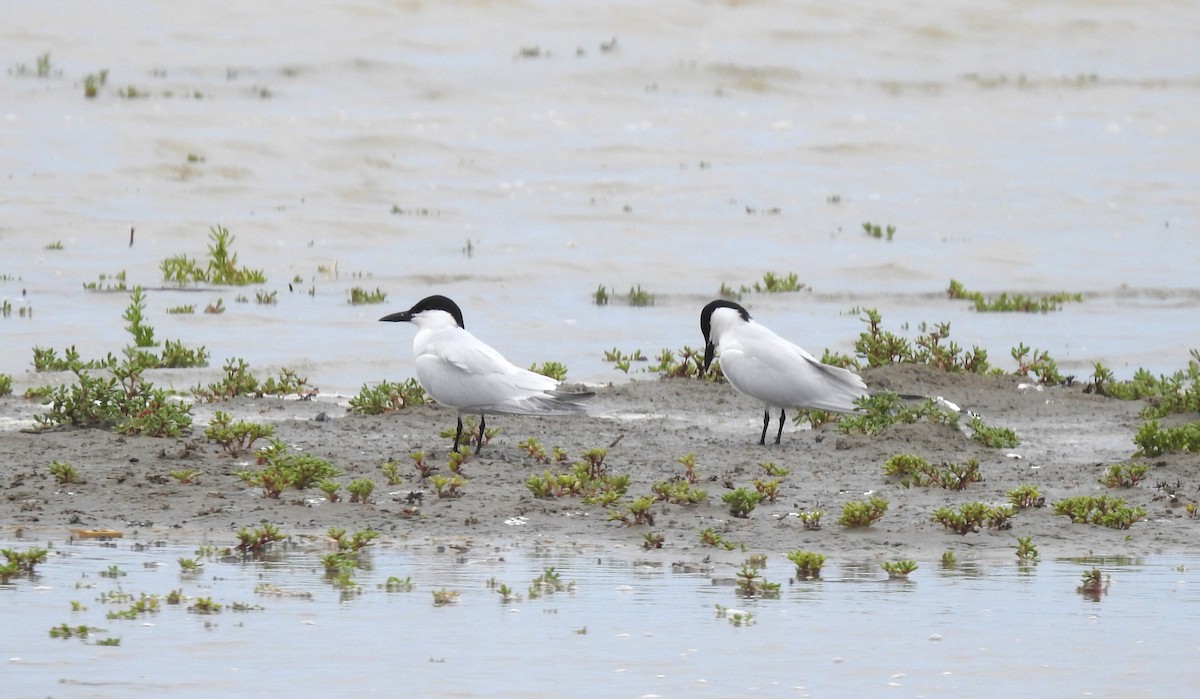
{"left": 947, "top": 279, "right": 1082, "bottom": 313}
{"left": 1052, "top": 495, "right": 1145, "bottom": 529}
{"left": 649, "top": 346, "right": 720, "bottom": 381}
{"left": 122, "top": 287, "right": 156, "bottom": 347}
{"left": 529, "top": 361, "right": 568, "bottom": 381}
{"left": 796, "top": 510, "right": 823, "bottom": 529}
{"left": 854, "top": 309, "right": 991, "bottom": 373}
{"left": 1099, "top": 462, "right": 1149, "bottom": 488}
{"left": 430, "top": 474, "right": 466, "bottom": 499}
{"left": 204, "top": 411, "right": 275, "bottom": 455}
{"left": 1086, "top": 352, "right": 1200, "bottom": 418}
{"left": 627, "top": 285, "right": 654, "bottom": 306}
{"left": 862, "top": 221, "right": 895, "bottom": 240}
{"left": 728, "top": 271, "right": 808, "bottom": 295}
{"left": 1, "top": 547, "right": 49, "bottom": 582}
{"left": 752, "top": 477, "right": 780, "bottom": 502}
{"left": 83, "top": 69, "right": 109, "bottom": 98}
{"left": 49, "top": 461, "right": 80, "bottom": 485}
{"left": 931, "top": 502, "right": 1015, "bottom": 534}
{"left": 347, "top": 379, "right": 428, "bottom": 414}
{"left": 349, "top": 287, "right": 387, "bottom": 305}
{"left": 2, "top": 299, "right": 21, "bottom": 319}
{"left": 968, "top": 415, "right": 1020, "bottom": 448}
{"left": 1133, "top": 419, "right": 1200, "bottom": 457}
{"left": 525, "top": 447, "right": 631, "bottom": 506}
{"left": 603, "top": 345, "right": 726, "bottom": 382}
{"left": 527, "top": 566, "right": 574, "bottom": 600}
{"left": 1077, "top": 568, "right": 1109, "bottom": 600}
{"left": 383, "top": 576, "right": 414, "bottom": 593}
{"left": 192, "top": 359, "right": 313, "bottom": 401}
{"left": 734, "top": 564, "right": 780, "bottom": 598}
{"left": 607, "top": 496, "right": 656, "bottom": 526}
{"left": 838, "top": 308, "right": 1063, "bottom": 384}
{"left": 722, "top": 487, "right": 762, "bottom": 518}
{"left": 318, "top": 479, "right": 341, "bottom": 502}
{"left": 160, "top": 225, "right": 265, "bottom": 286}
{"left": 188, "top": 597, "right": 222, "bottom": 614}
{"left": 602, "top": 347, "right": 644, "bottom": 373}
{"left": 234, "top": 441, "right": 340, "bottom": 498}
{"left": 1007, "top": 484, "right": 1044, "bottom": 509}
{"left": 786, "top": 549, "right": 827, "bottom": 579}
{"left": 439, "top": 416, "right": 498, "bottom": 451}
{"left": 430, "top": 589, "right": 460, "bottom": 606}
{"left": 322, "top": 528, "right": 380, "bottom": 580}
{"left": 234, "top": 523, "right": 286, "bottom": 556}
{"left": 837, "top": 496, "right": 888, "bottom": 527}
{"left": 35, "top": 360, "right": 192, "bottom": 437}
{"left": 837, "top": 392, "right": 959, "bottom": 436}
{"left": 651, "top": 479, "right": 708, "bottom": 505}
{"left": 35, "top": 52, "right": 55, "bottom": 77}
{"left": 516, "top": 438, "right": 569, "bottom": 465}
{"left": 647, "top": 454, "right": 709, "bottom": 505}
{"left": 590, "top": 282, "right": 654, "bottom": 306}
{"left": 82, "top": 269, "right": 127, "bottom": 290}
{"left": 380, "top": 459, "right": 403, "bottom": 486}
{"left": 881, "top": 560, "right": 917, "bottom": 578}
{"left": 882, "top": 453, "right": 981, "bottom": 490}
{"left": 714, "top": 604, "right": 754, "bottom": 626}
{"left": 168, "top": 469, "right": 199, "bottom": 484}
{"left": 38, "top": 288, "right": 208, "bottom": 370}
{"left": 699, "top": 527, "right": 743, "bottom": 551}
{"left": 49, "top": 623, "right": 99, "bottom": 639}
{"left": 1010, "top": 343, "right": 1065, "bottom": 385}
{"left": 1015, "top": 536, "right": 1038, "bottom": 561}
{"left": 717, "top": 282, "right": 742, "bottom": 300}
{"left": 99, "top": 564, "right": 125, "bottom": 579}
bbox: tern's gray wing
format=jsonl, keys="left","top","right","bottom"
{"left": 719, "top": 324, "right": 866, "bottom": 413}
{"left": 416, "top": 330, "right": 590, "bottom": 414}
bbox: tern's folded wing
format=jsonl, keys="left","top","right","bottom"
{"left": 723, "top": 331, "right": 867, "bottom": 413}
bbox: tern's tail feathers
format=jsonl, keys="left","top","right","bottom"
{"left": 488, "top": 389, "right": 594, "bottom": 415}
{"left": 809, "top": 363, "right": 871, "bottom": 413}
{"left": 545, "top": 388, "right": 595, "bottom": 403}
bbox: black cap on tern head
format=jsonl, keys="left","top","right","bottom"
{"left": 700, "top": 299, "right": 750, "bottom": 372}
{"left": 379, "top": 294, "right": 466, "bottom": 328}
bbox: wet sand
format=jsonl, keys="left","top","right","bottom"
{"left": 2, "top": 365, "right": 1192, "bottom": 563}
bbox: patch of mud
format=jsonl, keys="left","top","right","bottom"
{"left": 1, "top": 368, "right": 1192, "bottom": 563}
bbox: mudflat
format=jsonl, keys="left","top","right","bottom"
{"left": 2, "top": 365, "right": 1193, "bottom": 563}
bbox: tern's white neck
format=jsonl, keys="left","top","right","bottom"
{"left": 708, "top": 307, "right": 751, "bottom": 346}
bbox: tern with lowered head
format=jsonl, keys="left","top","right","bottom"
{"left": 701, "top": 299, "right": 869, "bottom": 445}
{"left": 380, "top": 295, "right": 592, "bottom": 454}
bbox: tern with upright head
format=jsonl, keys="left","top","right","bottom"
{"left": 380, "top": 295, "right": 592, "bottom": 454}
{"left": 700, "top": 299, "right": 868, "bottom": 445}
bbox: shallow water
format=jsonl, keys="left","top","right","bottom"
{"left": 2, "top": 538, "right": 1196, "bottom": 698}
{"left": 2, "top": 1, "right": 1199, "bottom": 397}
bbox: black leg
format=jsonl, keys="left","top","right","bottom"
{"left": 774, "top": 409, "right": 785, "bottom": 445}
{"left": 759, "top": 409, "right": 769, "bottom": 445}
{"left": 453, "top": 416, "right": 463, "bottom": 452}
{"left": 475, "top": 414, "right": 486, "bottom": 455}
